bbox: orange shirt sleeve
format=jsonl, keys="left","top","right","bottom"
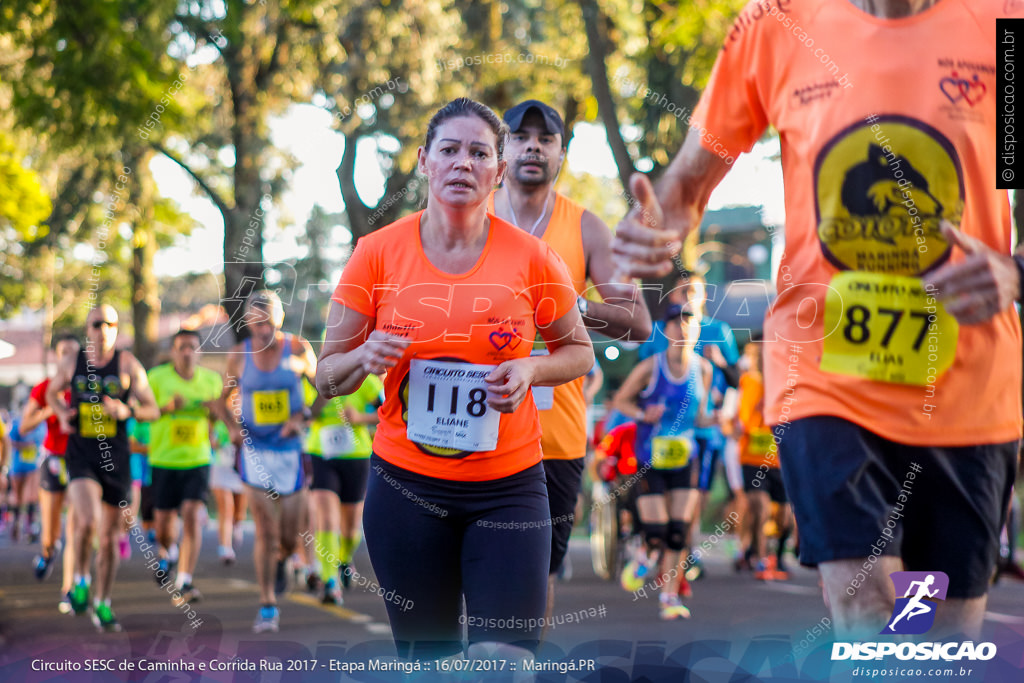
{"left": 690, "top": 1, "right": 773, "bottom": 159}
{"left": 332, "top": 237, "right": 378, "bottom": 317}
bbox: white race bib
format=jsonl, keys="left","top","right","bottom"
{"left": 532, "top": 386, "right": 554, "bottom": 411}
{"left": 529, "top": 348, "right": 554, "bottom": 410}
{"left": 407, "top": 359, "right": 500, "bottom": 452}
{"left": 321, "top": 424, "right": 356, "bottom": 458}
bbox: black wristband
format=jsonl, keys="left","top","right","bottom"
{"left": 1014, "top": 254, "right": 1024, "bottom": 302}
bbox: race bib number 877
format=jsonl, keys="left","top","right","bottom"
{"left": 821, "top": 272, "right": 958, "bottom": 386}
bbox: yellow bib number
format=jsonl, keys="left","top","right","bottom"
{"left": 170, "top": 420, "right": 203, "bottom": 446}
{"left": 822, "top": 272, "right": 958, "bottom": 386}
{"left": 651, "top": 436, "right": 692, "bottom": 470}
{"left": 253, "top": 390, "right": 289, "bottom": 426}
{"left": 748, "top": 429, "right": 774, "bottom": 456}
{"left": 79, "top": 402, "right": 117, "bottom": 438}
{"left": 18, "top": 446, "right": 38, "bottom": 466}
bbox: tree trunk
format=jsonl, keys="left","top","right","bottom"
{"left": 127, "top": 148, "right": 160, "bottom": 367}
{"left": 579, "top": 0, "right": 634, "bottom": 192}
{"left": 338, "top": 131, "right": 414, "bottom": 243}
{"left": 222, "top": 38, "right": 267, "bottom": 341}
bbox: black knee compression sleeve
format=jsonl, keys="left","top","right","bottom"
{"left": 643, "top": 522, "right": 667, "bottom": 552}
{"left": 667, "top": 520, "right": 689, "bottom": 551}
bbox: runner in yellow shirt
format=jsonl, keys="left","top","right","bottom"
{"left": 148, "top": 329, "right": 223, "bottom": 605}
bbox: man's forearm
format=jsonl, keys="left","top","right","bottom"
{"left": 583, "top": 298, "right": 652, "bottom": 342}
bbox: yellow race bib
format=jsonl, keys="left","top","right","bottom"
{"left": 822, "top": 272, "right": 958, "bottom": 386}
{"left": 252, "top": 390, "right": 289, "bottom": 426}
{"left": 18, "top": 446, "right": 38, "bottom": 466}
{"left": 748, "top": 429, "right": 774, "bottom": 456}
{"left": 651, "top": 435, "right": 693, "bottom": 470}
{"left": 170, "top": 419, "right": 203, "bottom": 446}
{"left": 79, "top": 402, "right": 117, "bottom": 438}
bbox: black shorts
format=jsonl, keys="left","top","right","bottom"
{"left": 743, "top": 465, "right": 788, "bottom": 504}
{"left": 637, "top": 463, "right": 694, "bottom": 496}
{"left": 67, "top": 449, "right": 132, "bottom": 507}
{"left": 363, "top": 454, "right": 550, "bottom": 658}
{"left": 542, "top": 457, "right": 584, "bottom": 575}
{"left": 779, "top": 415, "right": 1018, "bottom": 599}
{"left": 140, "top": 483, "right": 155, "bottom": 523}
{"left": 39, "top": 453, "right": 69, "bottom": 493}
{"left": 151, "top": 465, "right": 210, "bottom": 511}
{"left": 310, "top": 456, "right": 370, "bottom": 504}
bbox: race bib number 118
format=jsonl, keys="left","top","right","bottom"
{"left": 406, "top": 359, "right": 500, "bottom": 452}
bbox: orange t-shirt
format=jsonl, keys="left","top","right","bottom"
{"left": 692, "top": 0, "right": 1022, "bottom": 446}
{"left": 332, "top": 211, "right": 577, "bottom": 481}
{"left": 737, "top": 371, "right": 777, "bottom": 468}
{"left": 490, "top": 190, "right": 589, "bottom": 460}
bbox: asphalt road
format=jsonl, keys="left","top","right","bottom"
{"left": 1, "top": 518, "right": 1023, "bottom": 683}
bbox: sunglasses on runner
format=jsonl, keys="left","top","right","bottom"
{"left": 91, "top": 320, "right": 118, "bottom": 329}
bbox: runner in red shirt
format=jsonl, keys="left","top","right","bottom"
{"left": 21, "top": 334, "right": 80, "bottom": 608}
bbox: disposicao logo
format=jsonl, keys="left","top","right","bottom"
{"left": 882, "top": 570, "right": 948, "bottom": 635}
{"left": 832, "top": 570, "right": 997, "bottom": 663}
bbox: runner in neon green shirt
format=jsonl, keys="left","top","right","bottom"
{"left": 147, "top": 330, "right": 222, "bottom": 606}
{"left": 304, "top": 375, "right": 382, "bottom": 604}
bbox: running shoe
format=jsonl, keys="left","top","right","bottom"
{"left": 339, "top": 563, "right": 352, "bottom": 589}
{"left": 557, "top": 554, "right": 573, "bottom": 582}
{"left": 155, "top": 558, "right": 170, "bottom": 585}
{"left": 305, "top": 570, "right": 322, "bottom": 594}
{"left": 146, "top": 529, "right": 157, "bottom": 544}
{"left": 320, "top": 577, "right": 343, "bottom": 605}
{"left": 733, "top": 549, "right": 755, "bottom": 572}
{"left": 274, "top": 559, "right": 288, "bottom": 595}
{"left": 70, "top": 582, "right": 90, "bottom": 615}
{"left": 659, "top": 594, "right": 691, "bottom": 620}
{"left": 91, "top": 602, "right": 123, "bottom": 633}
{"left": 28, "top": 522, "right": 41, "bottom": 544}
{"left": 685, "top": 557, "right": 705, "bottom": 582}
{"left": 218, "top": 545, "right": 236, "bottom": 565}
{"left": 33, "top": 552, "right": 55, "bottom": 581}
{"left": 58, "top": 592, "right": 74, "bottom": 615}
{"left": 620, "top": 559, "right": 651, "bottom": 593}
{"left": 173, "top": 583, "right": 202, "bottom": 606}
{"left": 754, "top": 556, "right": 789, "bottom": 581}
{"left": 253, "top": 605, "right": 280, "bottom": 634}
{"left": 677, "top": 573, "right": 693, "bottom": 599}
{"left": 118, "top": 533, "right": 131, "bottom": 561}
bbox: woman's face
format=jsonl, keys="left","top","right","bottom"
{"left": 418, "top": 115, "right": 506, "bottom": 209}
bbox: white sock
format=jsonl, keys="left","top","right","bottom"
{"left": 175, "top": 572, "right": 193, "bottom": 589}
{"left": 168, "top": 544, "right": 179, "bottom": 562}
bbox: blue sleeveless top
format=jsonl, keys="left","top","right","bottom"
{"left": 635, "top": 352, "right": 704, "bottom": 467}
{"left": 240, "top": 335, "right": 304, "bottom": 452}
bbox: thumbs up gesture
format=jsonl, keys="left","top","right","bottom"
{"left": 610, "top": 173, "right": 683, "bottom": 280}
{"left": 924, "top": 221, "right": 1021, "bottom": 325}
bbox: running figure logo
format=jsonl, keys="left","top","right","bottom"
{"left": 882, "top": 571, "right": 950, "bottom": 635}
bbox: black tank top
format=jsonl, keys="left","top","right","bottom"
{"left": 67, "top": 348, "right": 130, "bottom": 458}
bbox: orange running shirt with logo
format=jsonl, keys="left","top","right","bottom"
{"left": 737, "top": 370, "right": 777, "bottom": 469}
{"left": 691, "top": 0, "right": 1022, "bottom": 445}
{"left": 489, "top": 191, "right": 589, "bottom": 460}
{"left": 332, "top": 211, "right": 577, "bottom": 481}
